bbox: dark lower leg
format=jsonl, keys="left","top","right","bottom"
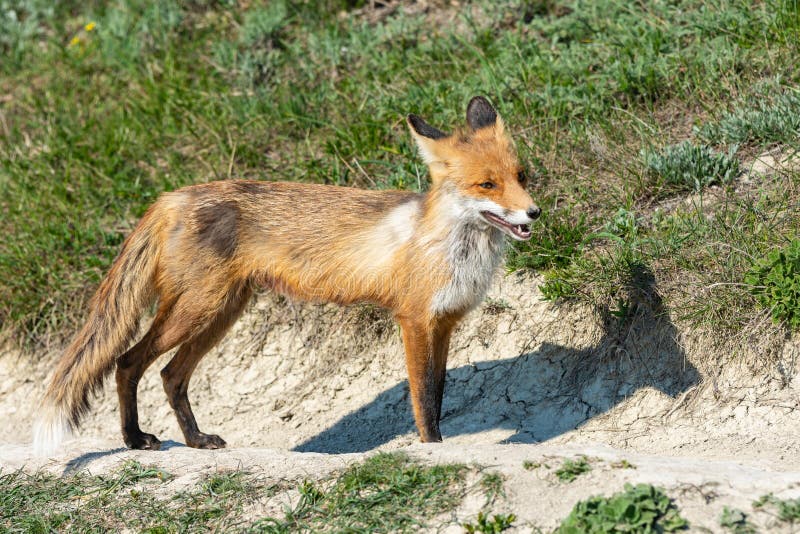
{"left": 432, "top": 329, "right": 452, "bottom": 424}
{"left": 116, "top": 337, "right": 163, "bottom": 450}
{"left": 161, "top": 346, "right": 226, "bottom": 449}
{"left": 115, "top": 297, "right": 200, "bottom": 450}
{"left": 161, "top": 286, "right": 250, "bottom": 449}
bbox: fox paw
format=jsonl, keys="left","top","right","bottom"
{"left": 125, "top": 432, "right": 162, "bottom": 450}
{"left": 187, "top": 433, "right": 226, "bottom": 449}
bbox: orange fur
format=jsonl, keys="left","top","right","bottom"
{"left": 34, "top": 96, "right": 540, "bottom": 453}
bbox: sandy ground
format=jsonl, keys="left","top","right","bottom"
{"left": 2, "top": 271, "right": 800, "bottom": 531}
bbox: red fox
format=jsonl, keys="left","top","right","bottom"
{"left": 33, "top": 96, "right": 540, "bottom": 454}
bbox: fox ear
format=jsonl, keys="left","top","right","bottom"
{"left": 407, "top": 114, "right": 449, "bottom": 166}
{"left": 466, "top": 96, "right": 502, "bottom": 132}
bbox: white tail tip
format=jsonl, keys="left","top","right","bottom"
{"left": 33, "top": 406, "right": 72, "bottom": 457}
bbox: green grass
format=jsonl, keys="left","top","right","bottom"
{"left": 2, "top": 0, "right": 800, "bottom": 345}
{"left": 522, "top": 460, "right": 544, "bottom": 470}
{"left": 554, "top": 456, "right": 592, "bottom": 482}
{"left": 463, "top": 511, "right": 517, "bottom": 533}
{"left": 253, "top": 452, "right": 469, "bottom": 532}
{"left": 698, "top": 86, "right": 800, "bottom": 147}
{"left": 556, "top": 483, "right": 688, "bottom": 533}
{"left": 480, "top": 471, "right": 506, "bottom": 505}
{"left": 1, "top": 454, "right": 472, "bottom": 533}
{"left": 753, "top": 493, "right": 800, "bottom": 523}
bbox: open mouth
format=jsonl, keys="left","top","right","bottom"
{"left": 481, "top": 211, "right": 532, "bottom": 240}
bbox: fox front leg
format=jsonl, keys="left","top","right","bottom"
{"left": 399, "top": 318, "right": 454, "bottom": 442}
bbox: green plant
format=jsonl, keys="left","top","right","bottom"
{"left": 539, "top": 268, "right": 579, "bottom": 301}
{"left": 507, "top": 205, "right": 589, "bottom": 271}
{"left": 1, "top": 453, "right": 471, "bottom": 533}
{"left": 745, "top": 239, "right": 800, "bottom": 329}
{"left": 555, "top": 456, "right": 592, "bottom": 482}
{"left": 523, "top": 461, "right": 545, "bottom": 470}
{"left": 643, "top": 141, "right": 740, "bottom": 192}
{"left": 719, "top": 506, "right": 756, "bottom": 533}
{"left": 463, "top": 512, "right": 516, "bottom": 533}
{"left": 556, "top": 483, "right": 688, "bottom": 533}
{"left": 253, "top": 452, "right": 469, "bottom": 532}
{"left": 480, "top": 472, "right": 505, "bottom": 504}
{"left": 753, "top": 493, "right": 800, "bottom": 523}
{"left": 610, "top": 460, "right": 635, "bottom": 470}
{"left": 698, "top": 88, "right": 800, "bottom": 146}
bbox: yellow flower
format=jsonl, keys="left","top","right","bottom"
{"left": 85, "top": 21, "right": 96, "bottom": 32}
{"left": 69, "top": 36, "right": 81, "bottom": 47}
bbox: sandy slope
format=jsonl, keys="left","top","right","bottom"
{"left": 2, "top": 272, "right": 799, "bottom": 531}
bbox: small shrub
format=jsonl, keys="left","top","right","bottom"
{"left": 644, "top": 141, "right": 740, "bottom": 192}
{"left": 463, "top": 512, "right": 516, "bottom": 533}
{"left": 719, "top": 506, "right": 756, "bottom": 533}
{"left": 697, "top": 90, "right": 800, "bottom": 146}
{"left": 522, "top": 461, "right": 544, "bottom": 470}
{"left": 745, "top": 239, "right": 800, "bottom": 329}
{"left": 555, "top": 457, "right": 591, "bottom": 482}
{"left": 556, "top": 483, "right": 688, "bottom": 533}
{"left": 213, "top": 2, "right": 289, "bottom": 86}
{"left": 753, "top": 493, "right": 800, "bottom": 523}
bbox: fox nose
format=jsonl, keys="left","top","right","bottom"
{"left": 526, "top": 206, "right": 541, "bottom": 220}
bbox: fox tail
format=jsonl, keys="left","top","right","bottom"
{"left": 33, "top": 208, "right": 163, "bottom": 456}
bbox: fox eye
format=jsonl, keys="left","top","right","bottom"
{"left": 479, "top": 181, "right": 495, "bottom": 189}
{"left": 517, "top": 170, "right": 527, "bottom": 185}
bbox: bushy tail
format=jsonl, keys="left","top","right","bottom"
{"left": 33, "top": 208, "right": 163, "bottom": 456}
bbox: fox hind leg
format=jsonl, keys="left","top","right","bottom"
{"left": 115, "top": 299, "right": 190, "bottom": 450}
{"left": 115, "top": 287, "right": 230, "bottom": 450}
{"left": 160, "top": 284, "right": 252, "bottom": 449}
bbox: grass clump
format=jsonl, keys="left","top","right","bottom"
{"left": 523, "top": 460, "right": 545, "bottom": 470}
{"left": 644, "top": 141, "right": 740, "bottom": 192}
{"left": 698, "top": 89, "right": 800, "bottom": 147}
{"left": 555, "top": 456, "right": 592, "bottom": 482}
{"left": 745, "top": 239, "right": 800, "bottom": 330}
{"left": 507, "top": 203, "right": 589, "bottom": 271}
{"left": 610, "top": 459, "right": 635, "bottom": 470}
{"left": 539, "top": 268, "right": 580, "bottom": 301}
{"left": 753, "top": 493, "right": 800, "bottom": 523}
{"left": 463, "top": 511, "right": 516, "bottom": 533}
{"left": 719, "top": 506, "right": 757, "bottom": 534}
{"left": 480, "top": 471, "right": 506, "bottom": 504}
{"left": 253, "top": 452, "right": 469, "bottom": 533}
{"left": 556, "top": 483, "right": 688, "bottom": 533}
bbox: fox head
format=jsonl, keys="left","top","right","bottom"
{"left": 407, "top": 96, "right": 540, "bottom": 241}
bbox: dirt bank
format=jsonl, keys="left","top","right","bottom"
{"left": 2, "top": 272, "right": 799, "bottom": 531}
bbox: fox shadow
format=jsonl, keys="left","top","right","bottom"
{"left": 294, "top": 264, "right": 700, "bottom": 454}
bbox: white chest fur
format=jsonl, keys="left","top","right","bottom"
{"left": 430, "top": 221, "right": 505, "bottom": 315}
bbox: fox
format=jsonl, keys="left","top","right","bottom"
{"left": 33, "top": 96, "right": 540, "bottom": 455}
